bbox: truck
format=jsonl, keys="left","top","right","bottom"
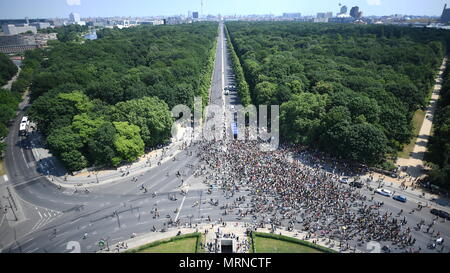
{"left": 18, "top": 116, "right": 29, "bottom": 136}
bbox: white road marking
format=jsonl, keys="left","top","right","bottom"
{"left": 21, "top": 148, "right": 29, "bottom": 168}
{"left": 174, "top": 190, "right": 189, "bottom": 222}
{"left": 3, "top": 175, "right": 8, "bottom": 182}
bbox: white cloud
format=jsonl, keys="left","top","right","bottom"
{"left": 367, "top": 0, "right": 381, "bottom": 6}
{"left": 66, "top": 0, "right": 81, "bottom": 6}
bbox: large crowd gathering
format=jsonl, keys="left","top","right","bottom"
{"left": 194, "top": 139, "right": 422, "bottom": 252}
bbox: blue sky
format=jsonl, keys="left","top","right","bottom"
{"left": 0, "top": 0, "right": 447, "bottom": 19}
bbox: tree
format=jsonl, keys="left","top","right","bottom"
{"left": 88, "top": 122, "right": 118, "bottom": 166}
{"left": 71, "top": 113, "right": 104, "bottom": 144}
{"left": 113, "top": 121, "right": 145, "bottom": 164}
{"left": 60, "top": 150, "right": 88, "bottom": 172}
{"left": 46, "top": 126, "right": 84, "bottom": 156}
{"left": 113, "top": 97, "right": 173, "bottom": 148}
{"left": 280, "top": 93, "right": 328, "bottom": 144}
{"left": 254, "top": 81, "right": 278, "bottom": 105}
{"left": 341, "top": 123, "right": 389, "bottom": 165}
{"left": 0, "top": 53, "right": 18, "bottom": 86}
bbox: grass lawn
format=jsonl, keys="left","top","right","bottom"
{"left": 398, "top": 109, "right": 426, "bottom": 159}
{"left": 0, "top": 160, "right": 4, "bottom": 176}
{"left": 135, "top": 237, "right": 198, "bottom": 253}
{"left": 253, "top": 236, "right": 325, "bottom": 253}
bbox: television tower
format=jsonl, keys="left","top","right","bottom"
{"left": 201, "top": 0, "right": 204, "bottom": 17}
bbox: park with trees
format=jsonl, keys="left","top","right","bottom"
{"left": 28, "top": 22, "right": 218, "bottom": 171}
{"left": 427, "top": 64, "right": 450, "bottom": 189}
{"left": 1, "top": 51, "right": 41, "bottom": 158}
{"left": 225, "top": 22, "right": 450, "bottom": 168}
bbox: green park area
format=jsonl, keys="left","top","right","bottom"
{"left": 398, "top": 109, "right": 427, "bottom": 159}
{"left": 0, "top": 161, "right": 4, "bottom": 176}
{"left": 251, "top": 232, "right": 336, "bottom": 253}
{"left": 126, "top": 233, "right": 204, "bottom": 253}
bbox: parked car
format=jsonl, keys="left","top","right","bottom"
{"left": 431, "top": 208, "right": 440, "bottom": 216}
{"left": 375, "top": 188, "right": 392, "bottom": 197}
{"left": 392, "top": 195, "right": 407, "bottom": 203}
{"left": 430, "top": 209, "right": 450, "bottom": 220}
{"left": 349, "top": 181, "right": 363, "bottom": 188}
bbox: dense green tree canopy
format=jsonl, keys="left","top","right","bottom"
{"left": 226, "top": 21, "right": 450, "bottom": 166}
{"left": 428, "top": 66, "right": 450, "bottom": 189}
{"left": 0, "top": 53, "right": 17, "bottom": 87}
{"left": 28, "top": 23, "right": 218, "bottom": 171}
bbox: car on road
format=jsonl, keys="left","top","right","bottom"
{"left": 430, "top": 209, "right": 450, "bottom": 220}
{"left": 349, "top": 181, "right": 363, "bottom": 188}
{"left": 392, "top": 195, "right": 407, "bottom": 203}
{"left": 339, "top": 177, "right": 349, "bottom": 184}
{"left": 375, "top": 188, "right": 392, "bottom": 197}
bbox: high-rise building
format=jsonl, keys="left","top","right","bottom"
{"left": 441, "top": 4, "right": 450, "bottom": 23}
{"left": 339, "top": 5, "right": 348, "bottom": 15}
{"left": 350, "top": 6, "right": 362, "bottom": 19}
{"left": 192, "top": 12, "right": 199, "bottom": 19}
{"left": 69, "top": 12, "right": 81, "bottom": 23}
{"left": 69, "top": 12, "right": 86, "bottom": 26}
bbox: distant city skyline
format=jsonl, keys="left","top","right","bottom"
{"left": 0, "top": 0, "right": 447, "bottom": 19}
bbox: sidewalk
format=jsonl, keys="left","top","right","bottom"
{"left": 396, "top": 57, "right": 448, "bottom": 179}
{"left": 359, "top": 173, "right": 450, "bottom": 210}
{"left": 99, "top": 221, "right": 357, "bottom": 253}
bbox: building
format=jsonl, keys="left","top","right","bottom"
{"left": 139, "top": 19, "right": 165, "bottom": 26}
{"left": 69, "top": 12, "right": 81, "bottom": 23}
{"left": 283, "top": 13, "right": 302, "bottom": 19}
{"left": 30, "top": 22, "right": 51, "bottom": 30}
{"left": 0, "top": 35, "right": 37, "bottom": 54}
{"left": 0, "top": 32, "right": 57, "bottom": 54}
{"left": 192, "top": 12, "right": 199, "bottom": 19}
{"left": 441, "top": 4, "right": 450, "bottom": 23}
{"left": 2, "top": 24, "right": 37, "bottom": 35}
{"left": 339, "top": 5, "right": 348, "bottom": 15}
{"left": 34, "top": 33, "right": 57, "bottom": 46}
{"left": 350, "top": 6, "right": 363, "bottom": 19}
{"left": 69, "top": 12, "right": 85, "bottom": 26}
{"left": 329, "top": 13, "right": 355, "bottom": 23}
{"left": 317, "top": 12, "right": 333, "bottom": 19}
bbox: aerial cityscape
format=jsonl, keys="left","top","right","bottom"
{"left": 0, "top": 0, "right": 449, "bottom": 264}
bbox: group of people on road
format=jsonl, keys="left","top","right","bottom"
{"left": 193, "top": 139, "right": 438, "bottom": 252}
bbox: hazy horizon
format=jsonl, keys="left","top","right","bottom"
{"left": 0, "top": 0, "right": 447, "bottom": 19}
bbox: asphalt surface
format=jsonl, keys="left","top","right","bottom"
{"left": 0, "top": 22, "right": 449, "bottom": 253}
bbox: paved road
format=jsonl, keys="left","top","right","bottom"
{"left": 397, "top": 57, "right": 448, "bottom": 179}
{"left": 1, "top": 22, "right": 449, "bottom": 253}
{"left": 0, "top": 22, "right": 238, "bottom": 253}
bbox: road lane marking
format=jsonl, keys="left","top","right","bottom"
{"left": 21, "top": 148, "right": 30, "bottom": 168}
{"left": 174, "top": 191, "right": 189, "bottom": 222}
{"left": 3, "top": 175, "right": 8, "bottom": 182}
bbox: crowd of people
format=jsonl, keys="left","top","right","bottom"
{"left": 194, "top": 139, "right": 420, "bottom": 252}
